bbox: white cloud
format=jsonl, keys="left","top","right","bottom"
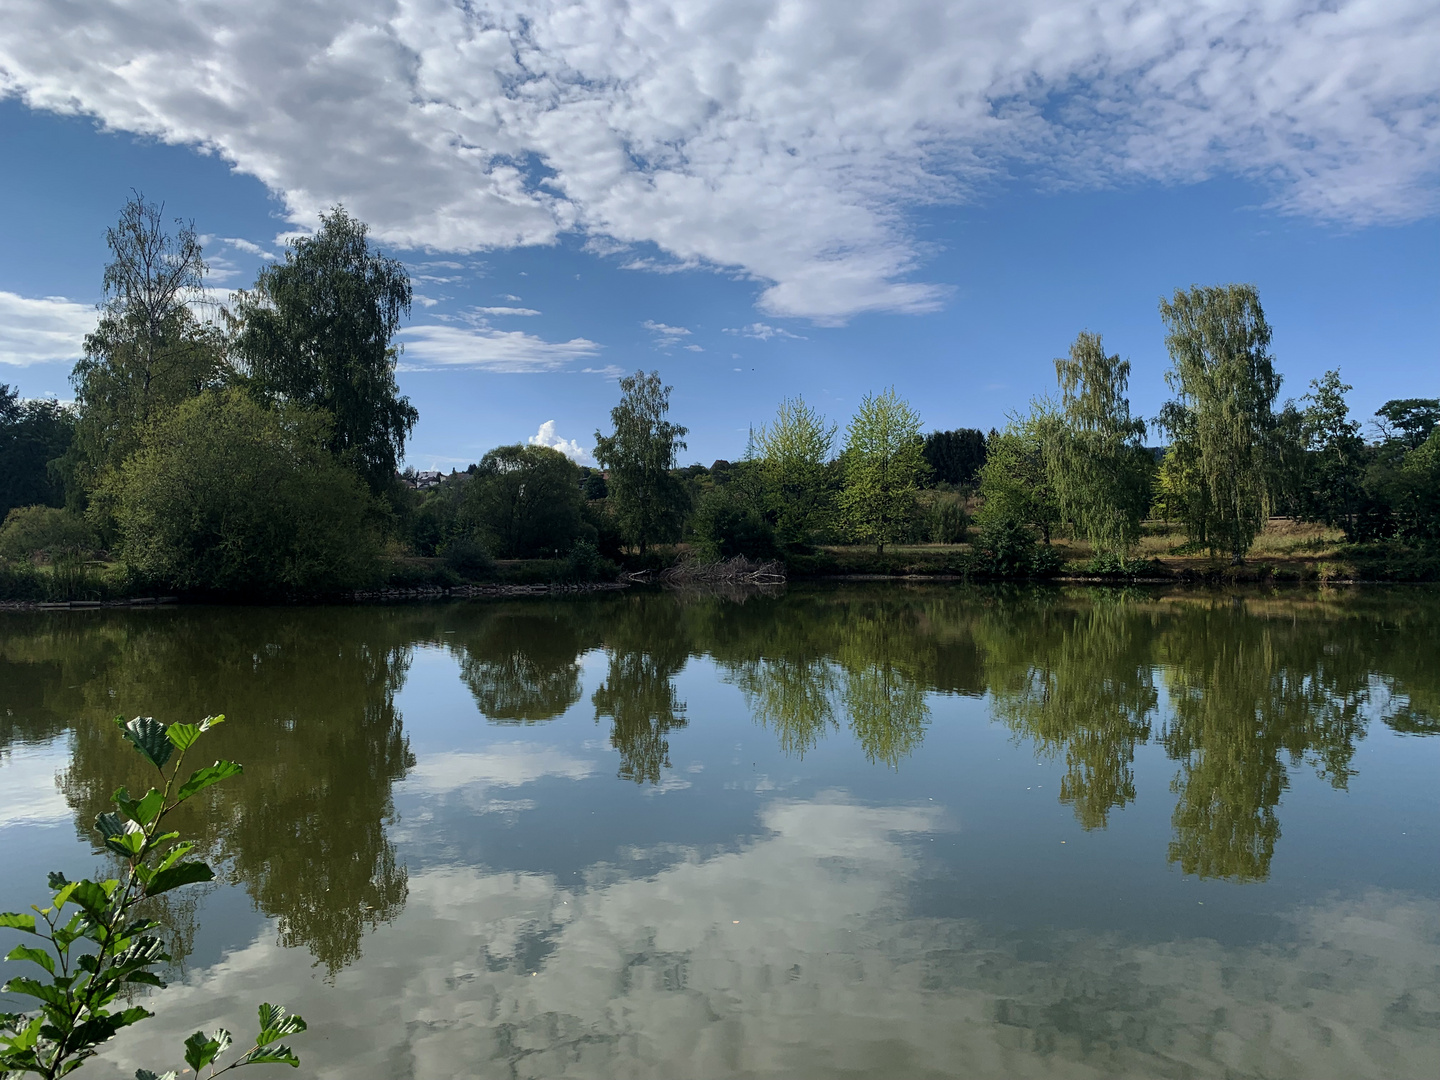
{"left": 0, "top": 291, "right": 94, "bottom": 366}
{"left": 683, "top": 344, "right": 703, "bottom": 352}
{"left": 398, "top": 323, "right": 600, "bottom": 372}
{"left": 90, "top": 795, "right": 1440, "bottom": 1080}
{"left": 473, "top": 305, "right": 541, "bottom": 317}
{"left": 582, "top": 364, "right": 625, "bottom": 379}
{"left": 642, "top": 320, "right": 692, "bottom": 349}
{"left": 405, "top": 742, "right": 597, "bottom": 793}
{"left": 528, "top": 419, "right": 592, "bottom": 463}
{"left": 1, "top": 2, "right": 1436, "bottom": 322}
{"left": 724, "top": 322, "right": 806, "bottom": 341}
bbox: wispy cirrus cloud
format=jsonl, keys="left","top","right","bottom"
{"left": 398, "top": 324, "right": 600, "bottom": 373}
{"left": 1, "top": 2, "right": 1435, "bottom": 323}
{"left": 724, "top": 323, "right": 807, "bottom": 342}
{"left": 642, "top": 320, "right": 693, "bottom": 350}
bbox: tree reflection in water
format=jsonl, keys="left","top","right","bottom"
{"left": 2, "top": 586, "right": 1438, "bottom": 981}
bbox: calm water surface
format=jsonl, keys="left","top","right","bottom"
{"left": 1, "top": 585, "right": 1438, "bottom": 1078}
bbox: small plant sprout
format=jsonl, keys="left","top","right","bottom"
{"left": 1, "top": 714, "right": 305, "bottom": 1079}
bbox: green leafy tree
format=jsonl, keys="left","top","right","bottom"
{"left": 1157, "top": 283, "right": 1284, "bottom": 563}
{"left": 1046, "top": 332, "right": 1152, "bottom": 558}
{"left": 748, "top": 396, "right": 836, "bottom": 546}
{"left": 838, "top": 388, "right": 927, "bottom": 553}
{"left": 593, "top": 371, "right": 689, "bottom": 555}
{"left": 921, "top": 429, "right": 987, "bottom": 488}
{"left": 0, "top": 713, "right": 305, "bottom": 1079}
{"left": 975, "top": 407, "right": 1062, "bottom": 546}
{"left": 0, "top": 388, "right": 74, "bottom": 518}
{"left": 65, "top": 195, "right": 227, "bottom": 502}
{"left": 233, "top": 207, "right": 417, "bottom": 493}
{"left": 462, "top": 444, "right": 589, "bottom": 558}
{"left": 1373, "top": 399, "right": 1440, "bottom": 450}
{"left": 103, "top": 389, "right": 381, "bottom": 594}
{"left": 1296, "top": 369, "right": 1366, "bottom": 534}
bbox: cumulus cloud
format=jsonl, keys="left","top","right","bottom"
{"left": 528, "top": 419, "right": 592, "bottom": 463}
{"left": 398, "top": 323, "right": 600, "bottom": 372}
{"left": 1, "top": 2, "right": 1436, "bottom": 322}
{"left": 0, "top": 291, "right": 95, "bottom": 366}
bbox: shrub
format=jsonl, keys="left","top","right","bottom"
{"left": 105, "top": 389, "right": 381, "bottom": 595}
{"left": 0, "top": 506, "right": 96, "bottom": 562}
{"left": 442, "top": 536, "right": 496, "bottom": 581}
{"left": 691, "top": 488, "right": 778, "bottom": 560}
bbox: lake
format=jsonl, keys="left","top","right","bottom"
{"left": 2, "top": 585, "right": 1438, "bottom": 1078}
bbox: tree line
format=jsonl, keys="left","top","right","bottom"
{"left": 1, "top": 198, "right": 1436, "bottom": 595}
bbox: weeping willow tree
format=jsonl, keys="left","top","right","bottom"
{"left": 1157, "top": 284, "right": 1282, "bottom": 563}
{"left": 1046, "top": 332, "right": 1152, "bottom": 558}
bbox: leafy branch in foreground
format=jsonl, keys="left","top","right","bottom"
{"left": 1, "top": 714, "right": 305, "bottom": 1079}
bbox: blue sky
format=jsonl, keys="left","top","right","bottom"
{"left": 1, "top": 1, "right": 1436, "bottom": 469}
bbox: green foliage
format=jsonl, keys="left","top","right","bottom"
{"left": 747, "top": 397, "right": 836, "bottom": 546}
{"left": 1046, "top": 332, "right": 1152, "bottom": 557}
{"left": 104, "top": 389, "right": 381, "bottom": 595}
{"left": 1294, "top": 369, "right": 1367, "bottom": 534}
{"left": 0, "top": 388, "right": 74, "bottom": 519}
{"left": 441, "top": 536, "right": 495, "bottom": 581}
{"left": 563, "top": 539, "right": 618, "bottom": 583}
{"left": 593, "top": 371, "right": 690, "bottom": 554}
{"left": 921, "top": 429, "right": 986, "bottom": 488}
{"left": 1373, "top": 398, "right": 1440, "bottom": 450}
{"left": 0, "top": 507, "right": 96, "bottom": 563}
{"left": 691, "top": 486, "right": 779, "bottom": 561}
{"left": 1157, "top": 283, "right": 1283, "bottom": 562}
{"left": 462, "top": 444, "right": 589, "bottom": 558}
{"left": 838, "top": 388, "right": 928, "bottom": 553}
{"left": 922, "top": 492, "right": 968, "bottom": 544}
{"left": 0, "top": 713, "right": 304, "bottom": 1079}
{"left": 975, "top": 411, "right": 1061, "bottom": 546}
{"left": 64, "top": 195, "right": 227, "bottom": 506}
{"left": 233, "top": 206, "right": 417, "bottom": 493}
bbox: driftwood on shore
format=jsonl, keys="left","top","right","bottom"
{"left": 625, "top": 556, "right": 787, "bottom": 587}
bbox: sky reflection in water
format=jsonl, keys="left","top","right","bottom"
{"left": 1, "top": 586, "right": 1437, "bottom": 1078}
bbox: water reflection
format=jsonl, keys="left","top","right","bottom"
{"left": 1, "top": 586, "right": 1438, "bottom": 983}
{"left": 94, "top": 794, "right": 1440, "bottom": 1080}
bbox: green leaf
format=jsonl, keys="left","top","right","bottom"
{"left": 0, "top": 913, "right": 36, "bottom": 934}
{"left": 165, "top": 723, "right": 201, "bottom": 751}
{"left": 176, "top": 760, "right": 243, "bottom": 802}
{"left": 67, "top": 880, "right": 115, "bottom": 920}
{"left": 144, "top": 861, "right": 214, "bottom": 897}
{"left": 113, "top": 787, "right": 165, "bottom": 826}
{"left": 184, "top": 1028, "right": 232, "bottom": 1072}
{"left": 1, "top": 978, "right": 66, "bottom": 1007}
{"left": 120, "top": 717, "right": 173, "bottom": 769}
{"left": 5, "top": 945, "right": 55, "bottom": 975}
{"left": 255, "top": 1004, "right": 307, "bottom": 1045}
{"left": 166, "top": 714, "right": 225, "bottom": 752}
{"left": 154, "top": 843, "right": 195, "bottom": 874}
{"left": 52, "top": 881, "right": 79, "bottom": 909}
{"left": 136, "top": 1071, "right": 178, "bottom": 1080}
{"left": 239, "top": 1046, "right": 301, "bottom": 1068}
{"left": 47, "top": 871, "right": 69, "bottom": 890}
{"left": 95, "top": 812, "right": 145, "bottom": 857}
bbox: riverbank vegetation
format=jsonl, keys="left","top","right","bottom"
{"left": 1, "top": 197, "right": 1436, "bottom": 600}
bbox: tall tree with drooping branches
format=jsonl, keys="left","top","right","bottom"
{"left": 1046, "top": 331, "right": 1152, "bottom": 558}
{"left": 1157, "top": 283, "right": 1282, "bottom": 563}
